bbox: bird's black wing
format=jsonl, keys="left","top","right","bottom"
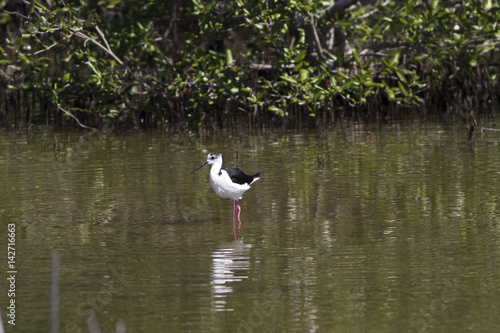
{"left": 223, "top": 167, "right": 258, "bottom": 185}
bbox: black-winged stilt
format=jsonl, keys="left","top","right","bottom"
{"left": 191, "top": 152, "right": 260, "bottom": 239}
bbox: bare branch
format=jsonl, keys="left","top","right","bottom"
{"left": 359, "top": 51, "right": 389, "bottom": 57}
{"left": 27, "top": 31, "right": 76, "bottom": 56}
{"left": 95, "top": 25, "right": 112, "bottom": 55}
{"left": 71, "top": 27, "right": 154, "bottom": 91}
{"left": 57, "top": 106, "right": 98, "bottom": 131}
{"left": 310, "top": 14, "right": 323, "bottom": 57}
{"left": 72, "top": 29, "right": 124, "bottom": 66}
{"left": 358, "top": 0, "right": 392, "bottom": 19}
{"left": 1, "top": 9, "right": 30, "bottom": 20}
{"left": 245, "top": 62, "right": 294, "bottom": 70}
{"left": 0, "top": 70, "right": 14, "bottom": 82}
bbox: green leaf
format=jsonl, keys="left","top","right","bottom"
{"left": 29, "top": 1, "right": 36, "bottom": 14}
{"left": 294, "top": 49, "right": 307, "bottom": 63}
{"left": 390, "top": 50, "right": 401, "bottom": 66}
{"left": 381, "top": 57, "right": 391, "bottom": 69}
{"left": 365, "top": 82, "right": 384, "bottom": 88}
{"left": 352, "top": 49, "right": 360, "bottom": 66}
{"left": 225, "top": 48, "right": 233, "bottom": 66}
{"left": 293, "top": 62, "right": 303, "bottom": 71}
{"left": 256, "top": 90, "right": 267, "bottom": 100}
{"left": 342, "top": 79, "right": 354, "bottom": 90}
{"left": 396, "top": 70, "right": 407, "bottom": 84}
{"left": 299, "top": 69, "right": 309, "bottom": 82}
{"left": 268, "top": 106, "right": 284, "bottom": 116}
{"left": 398, "top": 81, "right": 408, "bottom": 96}
{"left": 415, "top": 53, "right": 428, "bottom": 62}
{"left": 297, "top": 28, "right": 305, "bottom": 44}
{"left": 280, "top": 75, "right": 297, "bottom": 84}
{"left": 387, "top": 89, "right": 401, "bottom": 102}
{"left": 431, "top": 0, "right": 439, "bottom": 12}
{"left": 313, "top": 91, "right": 324, "bottom": 103}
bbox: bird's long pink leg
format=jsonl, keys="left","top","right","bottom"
{"left": 237, "top": 203, "right": 242, "bottom": 230}
{"left": 232, "top": 200, "right": 237, "bottom": 240}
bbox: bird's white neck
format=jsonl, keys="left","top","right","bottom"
{"left": 210, "top": 158, "right": 224, "bottom": 176}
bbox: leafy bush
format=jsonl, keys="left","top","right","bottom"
{"left": 0, "top": 0, "right": 498, "bottom": 129}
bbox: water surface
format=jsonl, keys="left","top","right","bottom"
{"left": 1, "top": 122, "right": 500, "bottom": 332}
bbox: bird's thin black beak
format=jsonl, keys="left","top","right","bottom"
{"left": 191, "top": 161, "right": 208, "bottom": 174}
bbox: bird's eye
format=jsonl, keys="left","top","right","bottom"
{"left": 211, "top": 156, "right": 214, "bottom": 160}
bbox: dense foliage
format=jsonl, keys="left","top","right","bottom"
{"left": 0, "top": 0, "right": 498, "bottom": 130}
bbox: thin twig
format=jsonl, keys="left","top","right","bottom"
{"left": 0, "top": 70, "right": 14, "bottom": 82}
{"left": 29, "top": 27, "right": 63, "bottom": 35}
{"left": 57, "top": 106, "right": 98, "bottom": 131}
{"left": 0, "top": 9, "right": 30, "bottom": 20}
{"left": 359, "top": 52, "right": 389, "bottom": 57}
{"left": 72, "top": 28, "right": 153, "bottom": 91}
{"left": 95, "top": 25, "right": 112, "bottom": 55}
{"left": 358, "top": 0, "right": 391, "bottom": 19}
{"left": 72, "top": 30, "right": 123, "bottom": 66}
{"left": 28, "top": 31, "right": 76, "bottom": 56}
{"left": 310, "top": 14, "right": 323, "bottom": 57}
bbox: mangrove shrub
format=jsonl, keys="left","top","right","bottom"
{"left": 0, "top": 0, "right": 498, "bottom": 129}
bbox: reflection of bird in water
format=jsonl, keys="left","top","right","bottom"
{"left": 211, "top": 240, "right": 252, "bottom": 311}
{"left": 192, "top": 152, "right": 260, "bottom": 239}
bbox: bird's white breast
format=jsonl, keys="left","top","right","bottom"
{"left": 209, "top": 168, "right": 251, "bottom": 201}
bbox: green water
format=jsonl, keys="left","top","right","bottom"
{"left": 1, "top": 122, "right": 500, "bottom": 332}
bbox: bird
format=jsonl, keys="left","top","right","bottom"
{"left": 191, "top": 152, "right": 260, "bottom": 239}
